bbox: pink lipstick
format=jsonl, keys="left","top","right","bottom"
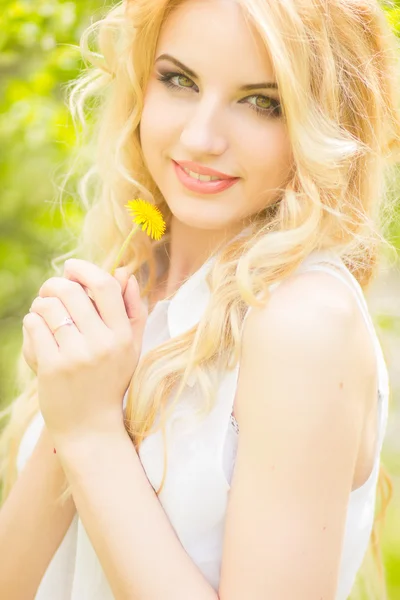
{"left": 172, "top": 160, "right": 240, "bottom": 195}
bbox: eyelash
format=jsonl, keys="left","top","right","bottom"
{"left": 156, "top": 71, "right": 282, "bottom": 119}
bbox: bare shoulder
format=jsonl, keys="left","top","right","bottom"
{"left": 246, "top": 267, "right": 369, "bottom": 335}
{"left": 237, "top": 268, "right": 377, "bottom": 424}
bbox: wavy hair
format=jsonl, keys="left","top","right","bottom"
{"left": 1, "top": 0, "right": 400, "bottom": 597}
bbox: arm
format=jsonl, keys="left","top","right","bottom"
{"left": 0, "top": 426, "right": 76, "bottom": 599}
{"left": 56, "top": 428, "right": 219, "bottom": 600}
{"left": 219, "top": 271, "right": 372, "bottom": 599}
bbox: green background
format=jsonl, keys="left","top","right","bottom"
{"left": 1, "top": 1, "right": 400, "bottom": 596}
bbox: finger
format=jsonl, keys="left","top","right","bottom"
{"left": 113, "top": 266, "right": 131, "bottom": 297}
{"left": 124, "top": 275, "right": 146, "bottom": 321}
{"left": 125, "top": 276, "right": 148, "bottom": 345}
{"left": 22, "top": 325, "right": 38, "bottom": 374}
{"left": 74, "top": 267, "right": 131, "bottom": 320}
{"left": 112, "top": 269, "right": 148, "bottom": 323}
{"left": 30, "top": 296, "right": 82, "bottom": 347}
{"left": 22, "top": 312, "right": 59, "bottom": 368}
{"left": 63, "top": 259, "right": 130, "bottom": 332}
{"left": 39, "top": 277, "right": 109, "bottom": 340}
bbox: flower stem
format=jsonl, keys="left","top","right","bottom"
{"left": 110, "top": 225, "right": 139, "bottom": 275}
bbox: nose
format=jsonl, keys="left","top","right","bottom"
{"left": 180, "top": 97, "right": 228, "bottom": 156}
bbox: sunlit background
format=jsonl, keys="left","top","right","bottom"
{"left": 0, "top": 1, "right": 400, "bottom": 596}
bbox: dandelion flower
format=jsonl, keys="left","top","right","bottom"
{"left": 110, "top": 198, "right": 166, "bottom": 274}
{"left": 124, "top": 199, "right": 166, "bottom": 241}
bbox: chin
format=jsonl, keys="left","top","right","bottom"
{"left": 166, "top": 202, "right": 235, "bottom": 231}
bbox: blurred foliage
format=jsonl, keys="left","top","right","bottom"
{"left": 0, "top": 0, "right": 103, "bottom": 406}
{"left": 0, "top": 0, "right": 400, "bottom": 597}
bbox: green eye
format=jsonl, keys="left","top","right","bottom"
{"left": 254, "top": 97, "right": 272, "bottom": 109}
{"left": 157, "top": 71, "right": 195, "bottom": 91}
{"left": 243, "top": 94, "right": 282, "bottom": 118}
{"left": 176, "top": 75, "right": 193, "bottom": 88}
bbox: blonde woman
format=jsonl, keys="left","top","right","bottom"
{"left": 0, "top": 0, "right": 399, "bottom": 598}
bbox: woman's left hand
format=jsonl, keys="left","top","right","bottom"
{"left": 22, "top": 259, "right": 148, "bottom": 447}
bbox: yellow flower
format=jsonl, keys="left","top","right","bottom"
{"left": 110, "top": 199, "right": 166, "bottom": 275}
{"left": 124, "top": 199, "right": 166, "bottom": 241}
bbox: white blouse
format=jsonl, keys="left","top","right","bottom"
{"left": 16, "top": 244, "right": 389, "bottom": 600}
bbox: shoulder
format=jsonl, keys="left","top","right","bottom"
{"left": 243, "top": 267, "right": 373, "bottom": 366}
{"left": 236, "top": 268, "right": 376, "bottom": 429}
{"left": 246, "top": 267, "right": 361, "bottom": 338}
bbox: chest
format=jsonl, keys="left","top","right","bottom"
{"left": 137, "top": 362, "right": 239, "bottom": 546}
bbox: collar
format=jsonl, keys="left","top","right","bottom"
{"left": 139, "top": 226, "right": 252, "bottom": 388}
{"left": 167, "top": 252, "right": 217, "bottom": 339}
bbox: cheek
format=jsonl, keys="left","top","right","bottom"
{"left": 249, "top": 126, "right": 293, "bottom": 186}
{"left": 140, "top": 86, "right": 182, "bottom": 158}
{"left": 140, "top": 96, "right": 163, "bottom": 161}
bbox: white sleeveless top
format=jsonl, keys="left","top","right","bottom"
{"left": 16, "top": 244, "right": 389, "bottom": 600}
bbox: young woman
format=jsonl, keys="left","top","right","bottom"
{"left": 0, "top": 0, "right": 399, "bottom": 598}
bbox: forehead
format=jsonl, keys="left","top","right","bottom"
{"left": 156, "top": 0, "right": 275, "bottom": 81}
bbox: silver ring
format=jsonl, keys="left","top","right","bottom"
{"left": 51, "top": 316, "right": 75, "bottom": 335}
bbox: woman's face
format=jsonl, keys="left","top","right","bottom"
{"left": 139, "top": 0, "right": 293, "bottom": 232}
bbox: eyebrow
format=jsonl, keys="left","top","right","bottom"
{"left": 155, "top": 53, "right": 279, "bottom": 92}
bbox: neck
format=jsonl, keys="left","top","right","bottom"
{"left": 161, "top": 217, "right": 249, "bottom": 298}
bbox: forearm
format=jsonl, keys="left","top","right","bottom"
{"left": 0, "top": 427, "right": 76, "bottom": 598}
{"left": 57, "top": 428, "right": 219, "bottom": 600}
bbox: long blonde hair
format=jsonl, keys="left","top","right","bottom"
{"left": 1, "top": 1, "right": 399, "bottom": 597}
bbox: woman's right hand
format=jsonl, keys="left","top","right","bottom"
{"left": 22, "top": 266, "right": 136, "bottom": 375}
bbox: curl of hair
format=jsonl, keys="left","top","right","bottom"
{"left": 1, "top": 1, "right": 399, "bottom": 597}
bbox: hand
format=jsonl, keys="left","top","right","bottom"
{"left": 22, "top": 260, "right": 148, "bottom": 446}
{"left": 22, "top": 266, "right": 136, "bottom": 375}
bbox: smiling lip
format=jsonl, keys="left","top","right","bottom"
{"left": 173, "top": 161, "right": 240, "bottom": 195}
{"left": 174, "top": 160, "right": 236, "bottom": 179}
